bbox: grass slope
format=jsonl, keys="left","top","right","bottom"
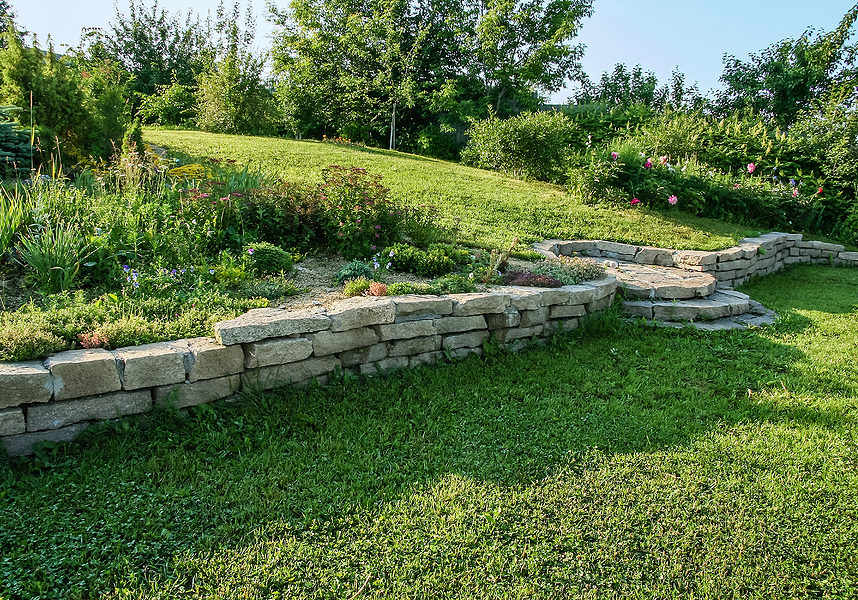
{"left": 1, "top": 265, "right": 856, "bottom": 599}
{"left": 144, "top": 130, "right": 760, "bottom": 251}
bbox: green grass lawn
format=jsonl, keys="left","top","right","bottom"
{"left": 2, "top": 265, "right": 856, "bottom": 599}
{"left": 144, "top": 130, "right": 761, "bottom": 251}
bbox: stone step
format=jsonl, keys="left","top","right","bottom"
{"left": 592, "top": 258, "right": 716, "bottom": 300}
{"left": 622, "top": 289, "right": 778, "bottom": 331}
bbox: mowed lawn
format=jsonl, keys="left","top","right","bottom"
{"left": 1, "top": 265, "right": 857, "bottom": 599}
{"left": 144, "top": 130, "right": 760, "bottom": 251}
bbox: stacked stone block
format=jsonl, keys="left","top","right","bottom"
{"left": 0, "top": 279, "right": 617, "bottom": 457}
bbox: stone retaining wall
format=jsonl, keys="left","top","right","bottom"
{"left": 535, "top": 232, "right": 857, "bottom": 288}
{"left": 0, "top": 278, "right": 618, "bottom": 456}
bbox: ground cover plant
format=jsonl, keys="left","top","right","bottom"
{"left": 1, "top": 265, "right": 856, "bottom": 598}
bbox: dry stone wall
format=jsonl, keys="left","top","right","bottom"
{"left": 0, "top": 278, "right": 617, "bottom": 456}
{"left": 535, "top": 232, "right": 857, "bottom": 289}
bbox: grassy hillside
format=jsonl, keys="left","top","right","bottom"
{"left": 145, "top": 130, "right": 761, "bottom": 251}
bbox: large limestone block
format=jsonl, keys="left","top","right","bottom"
{"left": 442, "top": 330, "right": 490, "bottom": 350}
{"left": 550, "top": 304, "right": 586, "bottom": 319}
{"left": 185, "top": 337, "right": 244, "bottom": 382}
{"left": 3, "top": 423, "right": 89, "bottom": 457}
{"left": 154, "top": 375, "right": 241, "bottom": 409}
{"left": 242, "top": 356, "right": 341, "bottom": 391}
{"left": 595, "top": 240, "right": 638, "bottom": 258}
{"left": 450, "top": 293, "right": 510, "bottom": 316}
{"left": 310, "top": 327, "right": 379, "bottom": 356}
{"left": 392, "top": 295, "right": 453, "bottom": 318}
{"left": 583, "top": 277, "right": 618, "bottom": 300}
{"left": 339, "top": 343, "right": 389, "bottom": 367}
{"left": 485, "top": 308, "right": 521, "bottom": 330}
{"left": 46, "top": 349, "right": 121, "bottom": 401}
{"left": 215, "top": 308, "right": 330, "bottom": 345}
{"left": 327, "top": 297, "right": 396, "bottom": 332}
{"left": 492, "top": 286, "right": 543, "bottom": 310}
{"left": 674, "top": 250, "right": 717, "bottom": 267}
{"left": 243, "top": 337, "right": 313, "bottom": 369}
{"left": 434, "top": 315, "right": 487, "bottom": 335}
{"left": 115, "top": 342, "right": 186, "bottom": 390}
{"left": 375, "top": 319, "right": 436, "bottom": 341}
{"left": 634, "top": 246, "right": 675, "bottom": 266}
{"left": 0, "top": 361, "right": 52, "bottom": 409}
{"left": 562, "top": 284, "right": 597, "bottom": 305}
{"left": 359, "top": 357, "right": 409, "bottom": 375}
{"left": 0, "top": 408, "right": 25, "bottom": 436}
{"left": 538, "top": 288, "right": 571, "bottom": 306}
{"left": 519, "top": 307, "right": 549, "bottom": 327}
{"left": 27, "top": 390, "right": 152, "bottom": 432}
{"left": 389, "top": 336, "right": 442, "bottom": 357}
{"left": 492, "top": 325, "right": 544, "bottom": 343}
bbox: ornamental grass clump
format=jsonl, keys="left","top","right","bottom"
{"left": 531, "top": 256, "right": 606, "bottom": 285}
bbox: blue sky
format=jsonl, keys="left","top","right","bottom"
{"left": 14, "top": 0, "right": 857, "bottom": 103}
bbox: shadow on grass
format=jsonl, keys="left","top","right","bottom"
{"left": 1, "top": 270, "right": 855, "bottom": 597}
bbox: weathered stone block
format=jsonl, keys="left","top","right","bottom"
{"left": 242, "top": 356, "right": 341, "bottom": 391}
{"left": 622, "top": 300, "right": 654, "bottom": 319}
{"left": 392, "top": 295, "right": 453, "bottom": 318}
{"left": 550, "top": 304, "right": 586, "bottom": 319}
{"left": 310, "top": 327, "right": 378, "bottom": 356}
{"left": 492, "top": 325, "right": 543, "bottom": 343}
{"left": 519, "top": 307, "right": 549, "bottom": 327}
{"left": 0, "top": 408, "right": 25, "bottom": 436}
{"left": 339, "top": 343, "right": 389, "bottom": 367}
{"left": 544, "top": 318, "right": 580, "bottom": 334}
{"left": 634, "top": 247, "right": 674, "bottom": 266}
{"left": 538, "top": 288, "right": 571, "bottom": 306}
{"left": 493, "top": 286, "right": 543, "bottom": 310}
{"left": 652, "top": 302, "right": 698, "bottom": 321}
{"left": 434, "top": 315, "right": 487, "bottom": 335}
{"left": 409, "top": 351, "right": 442, "bottom": 368}
{"left": 485, "top": 308, "right": 521, "bottom": 330}
{"left": 450, "top": 293, "right": 509, "bottom": 316}
{"left": 585, "top": 277, "right": 618, "bottom": 300}
{"left": 359, "top": 357, "right": 408, "bottom": 375}
{"left": 243, "top": 337, "right": 313, "bottom": 369}
{"left": 388, "top": 336, "right": 441, "bottom": 357}
{"left": 27, "top": 390, "right": 152, "bottom": 432}
{"left": 327, "top": 297, "right": 396, "bottom": 332}
{"left": 715, "top": 247, "right": 744, "bottom": 262}
{"left": 716, "top": 259, "right": 752, "bottom": 272}
{"left": 442, "top": 330, "right": 490, "bottom": 350}
{"left": 674, "top": 250, "right": 717, "bottom": 267}
{"left": 839, "top": 251, "right": 858, "bottom": 261}
{"left": 376, "top": 319, "right": 436, "bottom": 341}
{"left": 46, "top": 349, "right": 121, "bottom": 401}
{"left": 154, "top": 375, "right": 241, "bottom": 409}
{"left": 214, "top": 308, "right": 330, "bottom": 345}
{"left": 185, "top": 337, "right": 244, "bottom": 382}
{"left": 447, "top": 347, "right": 483, "bottom": 360}
{"left": 587, "top": 295, "right": 614, "bottom": 312}
{"left": 0, "top": 361, "right": 52, "bottom": 409}
{"left": 115, "top": 342, "right": 186, "bottom": 390}
{"left": 596, "top": 240, "right": 638, "bottom": 257}
{"left": 3, "top": 423, "right": 89, "bottom": 457}
{"left": 562, "top": 284, "right": 597, "bottom": 305}
{"left": 556, "top": 240, "right": 597, "bottom": 255}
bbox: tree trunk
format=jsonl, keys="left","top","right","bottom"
{"left": 389, "top": 101, "right": 397, "bottom": 150}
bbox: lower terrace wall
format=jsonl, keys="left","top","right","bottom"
{"left": 0, "top": 278, "right": 617, "bottom": 456}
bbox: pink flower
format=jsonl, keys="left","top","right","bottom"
{"left": 644, "top": 159, "right": 653, "bottom": 169}
{"left": 631, "top": 198, "right": 641, "bottom": 206}
{"left": 817, "top": 187, "right": 823, "bottom": 194}
{"left": 247, "top": 248, "right": 254, "bottom": 255}
{"left": 747, "top": 163, "right": 756, "bottom": 174}
{"left": 659, "top": 155, "right": 668, "bottom": 165}
{"left": 668, "top": 195, "right": 678, "bottom": 206}
{"left": 374, "top": 225, "right": 381, "bottom": 230}
{"left": 792, "top": 188, "right": 799, "bottom": 197}
{"left": 611, "top": 152, "right": 618, "bottom": 161}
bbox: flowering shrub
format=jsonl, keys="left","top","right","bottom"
{"left": 321, "top": 166, "right": 410, "bottom": 259}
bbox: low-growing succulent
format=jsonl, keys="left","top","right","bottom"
{"left": 502, "top": 270, "right": 562, "bottom": 287}
{"left": 335, "top": 260, "right": 373, "bottom": 285}
{"left": 531, "top": 256, "right": 606, "bottom": 285}
{"left": 364, "top": 281, "right": 388, "bottom": 296}
{"left": 343, "top": 276, "right": 372, "bottom": 297}
{"left": 386, "top": 281, "right": 436, "bottom": 296}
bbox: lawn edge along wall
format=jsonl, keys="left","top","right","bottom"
{"left": 1, "top": 232, "right": 856, "bottom": 457}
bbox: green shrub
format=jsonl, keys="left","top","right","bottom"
{"left": 461, "top": 111, "right": 581, "bottom": 183}
{"left": 430, "top": 273, "right": 476, "bottom": 294}
{"left": 385, "top": 243, "right": 456, "bottom": 277}
{"left": 245, "top": 242, "right": 294, "bottom": 275}
{"left": 335, "top": 260, "right": 373, "bottom": 285}
{"left": 386, "top": 281, "right": 436, "bottom": 296}
{"left": 138, "top": 78, "right": 197, "bottom": 126}
{"left": 0, "top": 321, "right": 68, "bottom": 361}
{"left": 196, "top": 54, "right": 278, "bottom": 136}
{"left": 0, "top": 105, "right": 32, "bottom": 175}
{"left": 239, "top": 180, "right": 324, "bottom": 250}
{"left": 121, "top": 118, "right": 145, "bottom": 158}
{"left": 17, "top": 223, "right": 92, "bottom": 293}
{"left": 532, "top": 256, "right": 607, "bottom": 285}
{"left": 343, "top": 276, "right": 372, "bottom": 297}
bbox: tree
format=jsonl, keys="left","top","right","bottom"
{"left": 270, "top": 0, "right": 593, "bottom": 148}
{"left": 80, "top": 0, "right": 210, "bottom": 97}
{"left": 570, "top": 64, "right": 701, "bottom": 110}
{"left": 715, "top": 3, "right": 858, "bottom": 127}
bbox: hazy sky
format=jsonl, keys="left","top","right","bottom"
{"left": 14, "top": 0, "right": 857, "bottom": 103}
